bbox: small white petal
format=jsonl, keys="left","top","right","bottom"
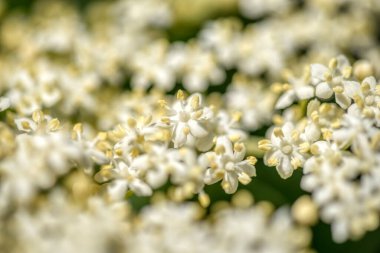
{"left": 195, "top": 133, "right": 214, "bottom": 152}
{"left": 361, "top": 76, "right": 376, "bottom": 89}
{"left": 130, "top": 180, "right": 153, "bottom": 196}
{"left": 222, "top": 173, "right": 238, "bottom": 194}
{"left": 335, "top": 92, "right": 351, "bottom": 109}
{"left": 295, "top": 85, "right": 314, "bottom": 100}
{"left": 316, "top": 82, "right": 333, "bottom": 99}
{"left": 276, "top": 156, "right": 293, "bottom": 179}
{"left": 342, "top": 80, "right": 360, "bottom": 98}
{"left": 310, "top": 64, "right": 329, "bottom": 84}
{"left": 332, "top": 220, "right": 349, "bottom": 243}
{"left": 173, "top": 123, "right": 187, "bottom": 148}
{"left": 275, "top": 90, "right": 296, "bottom": 109}
{"left": 15, "top": 118, "right": 37, "bottom": 132}
{"left": 188, "top": 119, "right": 208, "bottom": 138}
{"left": 108, "top": 180, "right": 128, "bottom": 200}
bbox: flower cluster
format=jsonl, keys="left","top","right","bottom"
{"left": 260, "top": 56, "right": 380, "bottom": 242}
{"left": 0, "top": 0, "right": 380, "bottom": 252}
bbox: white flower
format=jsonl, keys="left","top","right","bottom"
{"left": 161, "top": 91, "right": 214, "bottom": 151}
{"left": 259, "top": 122, "right": 307, "bottom": 179}
{"left": 96, "top": 160, "right": 153, "bottom": 200}
{"left": 275, "top": 68, "right": 314, "bottom": 109}
{"left": 214, "top": 110, "right": 247, "bottom": 141}
{"left": 225, "top": 75, "right": 276, "bottom": 131}
{"left": 167, "top": 42, "right": 225, "bottom": 92}
{"left": 130, "top": 41, "right": 176, "bottom": 91}
{"left": 0, "top": 130, "right": 84, "bottom": 208}
{"left": 349, "top": 76, "right": 380, "bottom": 126}
{"left": 11, "top": 192, "right": 129, "bottom": 253}
{"left": 310, "top": 55, "right": 358, "bottom": 108}
{"left": 214, "top": 205, "right": 311, "bottom": 253}
{"left": 203, "top": 136, "right": 256, "bottom": 194}
{"left": 199, "top": 19, "right": 242, "bottom": 68}
{"left": 332, "top": 106, "right": 376, "bottom": 150}
{"left": 169, "top": 147, "right": 206, "bottom": 194}
{"left": 301, "top": 141, "right": 380, "bottom": 242}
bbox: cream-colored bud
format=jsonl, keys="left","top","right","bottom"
{"left": 292, "top": 195, "right": 318, "bottom": 226}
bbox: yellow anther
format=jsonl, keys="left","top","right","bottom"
{"left": 228, "top": 134, "right": 241, "bottom": 143}
{"left": 221, "top": 181, "right": 231, "bottom": 192}
{"left": 176, "top": 89, "right": 185, "bottom": 101}
{"left": 342, "top": 66, "right": 352, "bottom": 79}
{"left": 311, "top": 111, "right": 319, "bottom": 123}
{"left": 96, "top": 141, "right": 111, "bottom": 151}
{"left": 157, "top": 99, "right": 167, "bottom": 107}
{"left": 97, "top": 131, "right": 108, "bottom": 141}
{"left": 234, "top": 142, "right": 245, "bottom": 152}
{"left": 247, "top": 156, "right": 257, "bottom": 165}
{"left": 333, "top": 86, "right": 344, "bottom": 94}
{"left": 127, "top": 118, "right": 137, "bottom": 128}
{"left": 73, "top": 123, "right": 83, "bottom": 133}
{"left": 291, "top": 130, "right": 300, "bottom": 141}
{"left": 191, "top": 95, "right": 200, "bottom": 110}
{"left": 48, "top": 118, "right": 60, "bottom": 131}
{"left": 323, "top": 71, "right": 333, "bottom": 82}
{"left": 21, "top": 121, "right": 31, "bottom": 130}
{"left": 291, "top": 157, "right": 302, "bottom": 169}
{"left": 321, "top": 128, "right": 332, "bottom": 140}
{"left": 258, "top": 139, "right": 271, "bottom": 151}
{"left": 161, "top": 117, "right": 170, "bottom": 125}
{"left": 183, "top": 126, "right": 190, "bottom": 135}
{"left": 130, "top": 147, "right": 139, "bottom": 158}
{"left": 112, "top": 124, "right": 126, "bottom": 139}
{"left": 32, "top": 110, "right": 44, "bottom": 123}
{"left": 272, "top": 115, "right": 284, "bottom": 125}
{"left": 267, "top": 157, "right": 278, "bottom": 166}
{"left": 115, "top": 148, "right": 123, "bottom": 156}
{"left": 273, "top": 127, "right": 284, "bottom": 138}
{"left": 215, "top": 145, "right": 226, "bottom": 155}
{"left": 238, "top": 172, "right": 251, "bottom": 185}
{"left": 353, "top": 94, "right": 364, "bottom": 109}
{"left": 328, "top": 58, "right": 338, "bottom": 69}
{"left": 319, "top": 103, "right": 331, "bottom": 113}
{"left": 198, "top": 192, "right": 210, "bottom": 208}
{"left": 361, "top": 82, "right": 371, "bottom": 94}
{"left": 299, "top": 142, "right": 310, "bottom": 153}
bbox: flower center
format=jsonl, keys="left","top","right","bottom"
{"left": 225, "top": 161, "right": 235, "bottom": 172}
{"left": 179, "top": 111, "right": 190, "bottom": 122}
{"left": 281, "top": 143, "right": 293, "bottom": 155}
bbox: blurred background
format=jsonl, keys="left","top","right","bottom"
{"left": 2, "top": 0, "right": 380, "bottom": 252}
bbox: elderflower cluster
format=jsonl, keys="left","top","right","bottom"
{"left": 0, "top": 0, "right": 380, "bottom": 252}
{"left": 260, "top": 55, "right": 380, "bottom": 242}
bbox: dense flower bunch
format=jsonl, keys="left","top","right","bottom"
{"left": 1, "top": 0, "right": 380, "bottom": 252}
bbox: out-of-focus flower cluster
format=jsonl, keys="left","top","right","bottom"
{"left": 0, "top": 0, "right": 380, "bottom": 251}
{"left": 260, "top": 55, "right": 380, "bottom": 242}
